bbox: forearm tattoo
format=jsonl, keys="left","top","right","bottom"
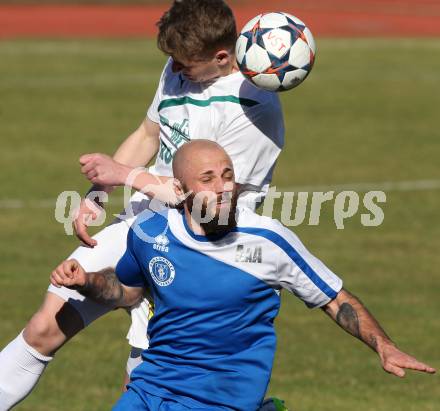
{"left": 336, "top": 302, "right": 361, "bottom": 338}
{"left": 77, "top": 269, "right": 126, "bottom": 307}
{"left": 332, "top": 292, "right": 392, "bottom": 352}
{"left": 369, "top": 335, "right": 378, "bottom": 350}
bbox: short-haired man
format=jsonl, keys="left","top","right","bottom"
{"left": 51, "top": 140, "right": 436, "bottom": 411}
{"left": 0, "top": 1, "right": 284, "bottom": 408}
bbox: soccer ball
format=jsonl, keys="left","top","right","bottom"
{"left": 236, "top": 12, "right": 316, "bottom": 92}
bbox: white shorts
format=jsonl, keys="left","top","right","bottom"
{"left": 126, "top": 299, "right": 150, "bottom": 349}
{"left": 126, "top": 346, "right": 144, "bottom": 376}
{"left": 48, "top": 192, "right": 153, "bottom": 349}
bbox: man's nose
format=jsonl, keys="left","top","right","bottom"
{"left": 213, "top": 179, "right": 224, "bottom": 195}
{"left": 215, "top": 180, "right": 233, "bottom": 194}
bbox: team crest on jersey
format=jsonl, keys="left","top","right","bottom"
{"left": 158, "top": 116, "right": 190, "bottom": 164}
{"left": 149, "top": 256, "right": 175, "bottom": 287}
{"left": 153, "top": 234, "right": 170, "bottom": 253}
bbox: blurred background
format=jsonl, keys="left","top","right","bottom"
{"left": 0, "top": 1, "right": 439, "bottom": 410}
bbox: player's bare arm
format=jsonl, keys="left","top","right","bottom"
{"left": 77, "top": 269, "right": 143, "bottom": 308}
{"left": 79, "top": 118, "right": 161, "bottom": 188}
{"left": 50, "top": 259, "right": 143, "bottom": 308}
{"left": 74, "top": 118, "right": 177, "bottom": 246}
{"left": 80, "top": 155, "right": 177, "bottom": 200}
{"left": 113, "top": 117, "right": 161, "bottom": 168}
{"left": 322, "top": 288, "right": 436, "bottom": 377}
{"left": 79, "top": 117, "right": 160, "bottom": 183}
{"left": 80, "top": 119, "right": 159, "bottom": 182}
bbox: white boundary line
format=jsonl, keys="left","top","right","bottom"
{"left": 1, "top": 179, "right": 439, "bottom": 209}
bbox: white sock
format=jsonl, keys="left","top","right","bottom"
{"left": 0, "top": 331, "right": 53, "bottom": 410}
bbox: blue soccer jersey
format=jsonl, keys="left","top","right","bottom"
{"left": 115, "top": 207, "right": 343, "bottom": 411}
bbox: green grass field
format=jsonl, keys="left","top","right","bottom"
{"left": 0, "top": 38, "right": 439, "bottom": 411}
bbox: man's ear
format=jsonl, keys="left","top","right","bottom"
{"left": 173, "top": 178, "right": 183, "bottom": 195}
{"left": 173, "top": 178, "right": 185, "bottom": 202}
{"left": 173, "top": 178, "right": 193, "bottom": 206}
{"left": 214, "top": 49, "right": 232, "bottom": 67}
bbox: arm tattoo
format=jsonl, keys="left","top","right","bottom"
{"left": 77, "top": 269, "right": 128, "bottom": 308}
{"left": 369, "top": 335, "right": 378, "bottom": 350}
{"left": 329, "top": 290, "right": 393, "bottom": 352}
{"left": 336, "top": 302, "right": 361, "bottom": 338}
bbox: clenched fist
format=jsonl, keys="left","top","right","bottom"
{"left": 80, "top": 153, "right": 131, "bottom": 187}
{"left": 50, "top": 259, "right": 87, "bottom": 290}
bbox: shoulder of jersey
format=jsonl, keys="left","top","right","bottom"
{"left": 162, "top": 58, "right": 180, "bottom": 82}
{"left": 164, "top": 57, "right": 173, "bottom": 73}
{"left": 236, "top": 207, "right": 287, "bottom": 236}
{"left": 235, "top": 71, "right": 279, "bottom": 98}
{"left": 130, "top": 207, "right": 170, "bottom": 239}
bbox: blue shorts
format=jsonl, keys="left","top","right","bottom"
{"left": 112, "top": 388, "right": 207, "bottom": 411}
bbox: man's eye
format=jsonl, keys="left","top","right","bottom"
{"left": 200, "top": 178, "right": 212, "bottom": 183}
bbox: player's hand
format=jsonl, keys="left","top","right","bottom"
{"left": 80, "top": 153, "right": 131, "bottom": 187}
{"left": 73, "top": 198, "right": 102, "bottom": 248}
{"left": 379, "top": 343, "right": 436, "bottom": 377}
{"left": 50, "top": 259, "right": 87, "bottom": 289}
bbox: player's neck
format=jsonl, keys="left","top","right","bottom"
{"left": 185, "top": 210, "right": 206, "bottom": 236}
{"left": 219, "top": 60, "right": 239, "bottom": 77}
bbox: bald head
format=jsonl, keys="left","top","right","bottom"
{"left": 172, "top": 140, "right": 233, "bottom": 185}
{"left": 172, "top": 139, "right": 238, "bottom": 234}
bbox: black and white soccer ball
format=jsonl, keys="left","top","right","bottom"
{"left": 236, "top": 12, "right": 316, "bottom": 92}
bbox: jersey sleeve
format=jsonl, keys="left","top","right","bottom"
{"left": 146, "top": 59, "right": 172, "bottom": 124}
{"left": 115, "top": 228, "right": 146, "bottom": 288}
{"left": 217, "top": 95, "right": 284, "bottom": 188}
{"left": 273, "top": 222, "right": 343, "bottom": 308}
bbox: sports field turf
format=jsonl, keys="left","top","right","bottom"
{"left": 0, "top": 38, "right": 439, "bottom": 411}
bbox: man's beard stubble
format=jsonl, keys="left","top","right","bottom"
{"left": 184, "top": 186, "right": 238, "bottom": 236}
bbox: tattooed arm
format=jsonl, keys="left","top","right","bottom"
{"left": 50, "top": 259, "right": 143, "bottom": 308}
{"left": 322, "top": 288, "right": 436, "bottom": 377}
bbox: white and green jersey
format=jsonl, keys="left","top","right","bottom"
{"left": 147, "top": 59, "right": 285, "bottom": 209}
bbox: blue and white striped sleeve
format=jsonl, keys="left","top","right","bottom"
{"left": 115, "top": 228, "right": 146, "bottom": 288}
{"left": 273, "top": 223, "right": 343, "bottom": 308}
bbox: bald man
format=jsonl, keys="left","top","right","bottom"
{"left": 51, "top": 141, "right": 435, "bottom": 411}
